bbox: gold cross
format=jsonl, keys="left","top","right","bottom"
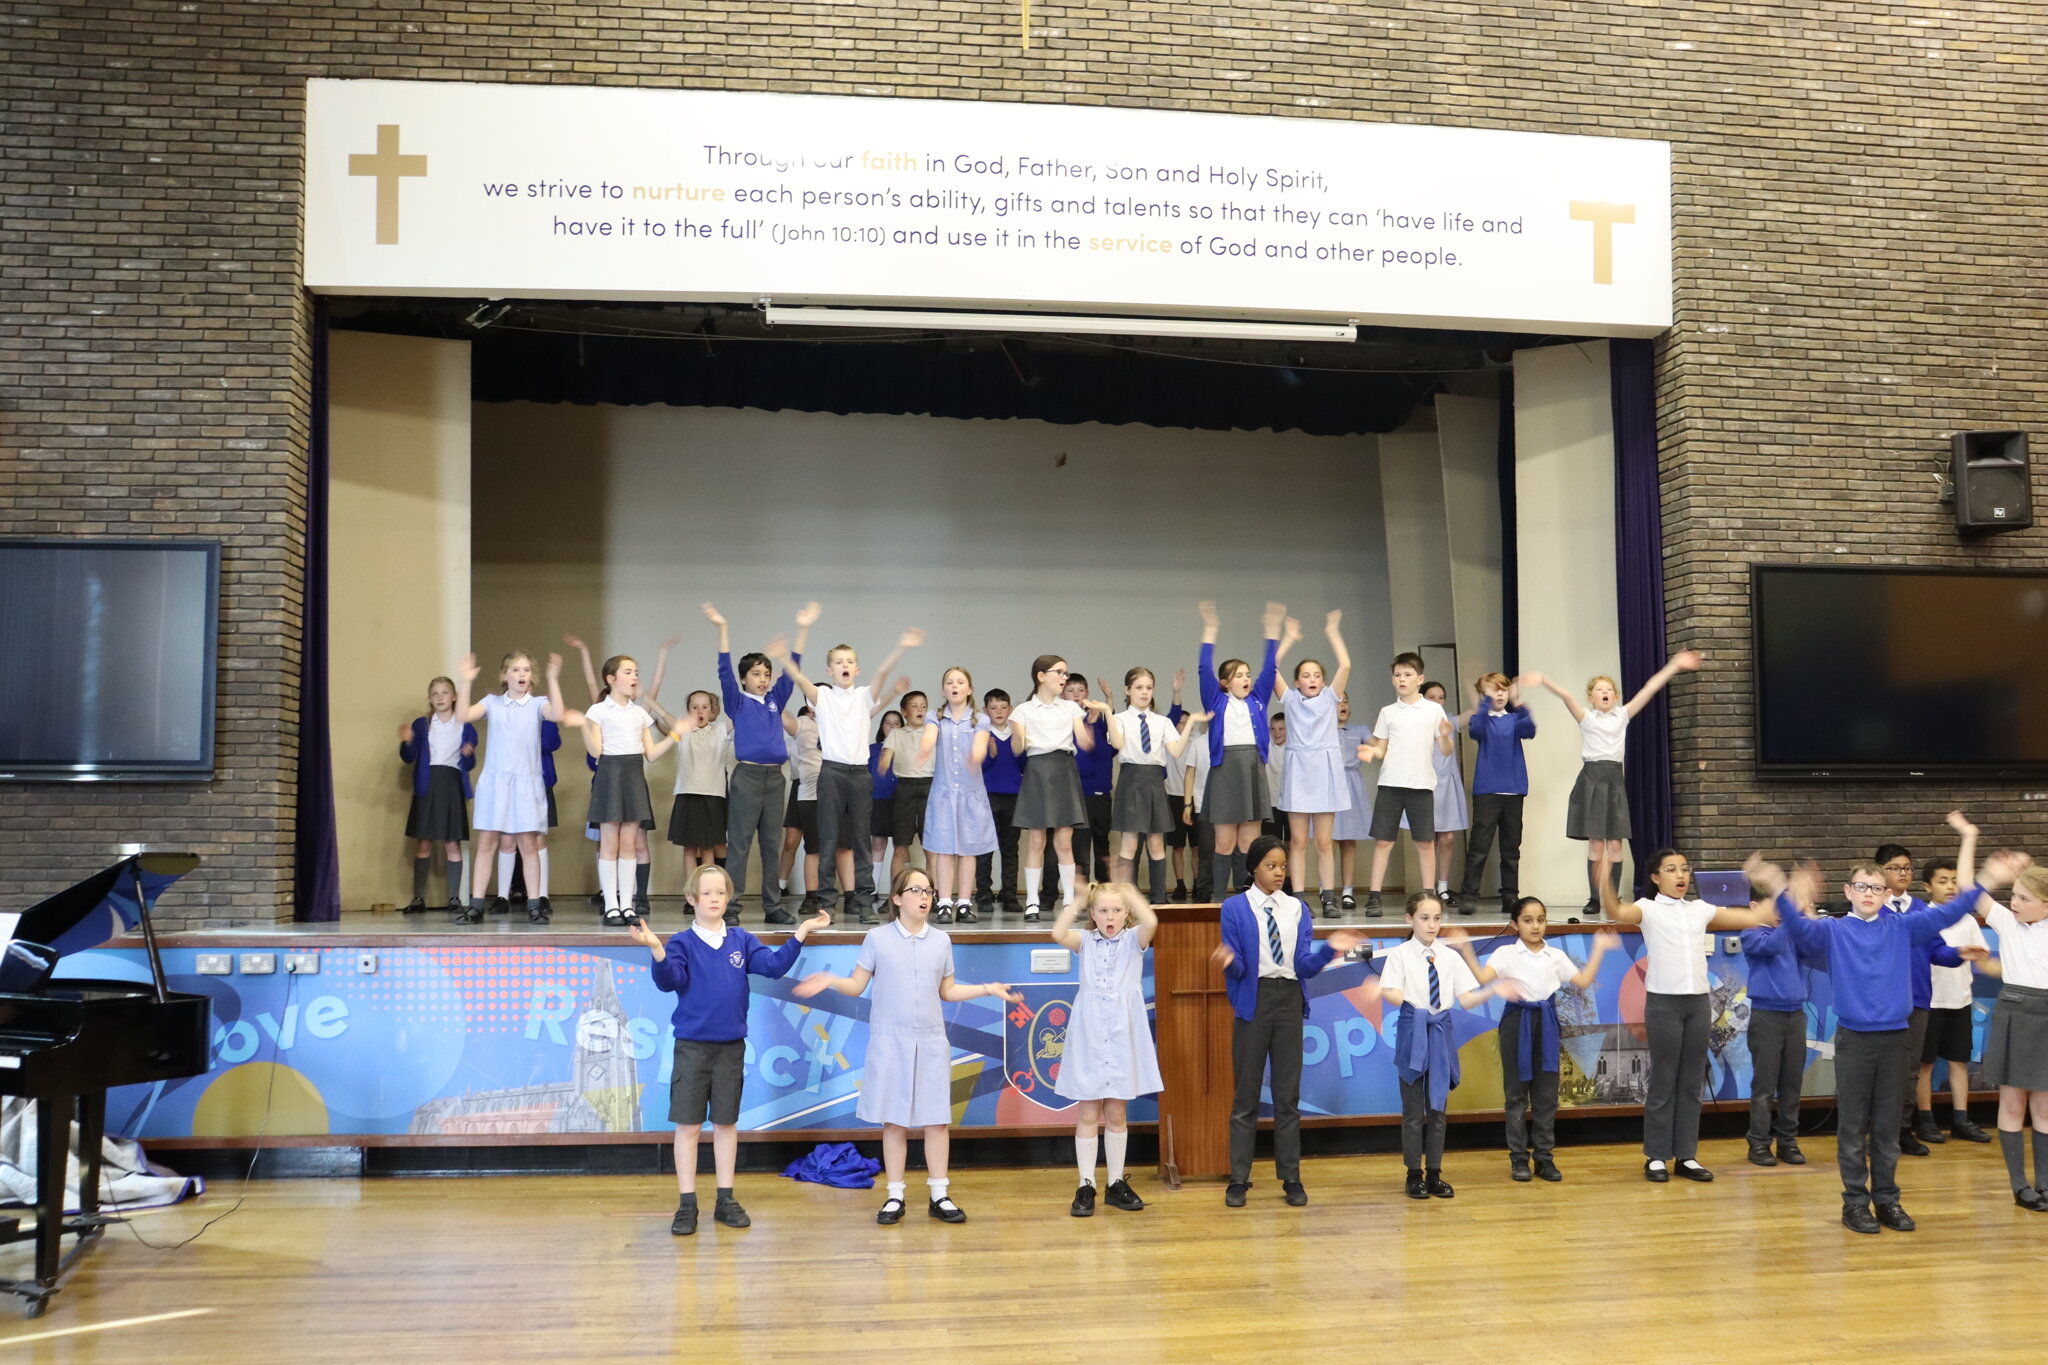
{"left": 348, "top": 124, "right": 428, "bottom": 246}
{"left": 1568, "top": 200, "right": 1636, "bottom": 285}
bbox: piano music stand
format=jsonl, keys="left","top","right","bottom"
{"left": 0, "top": 850, "right": 202, "bottom": 1317}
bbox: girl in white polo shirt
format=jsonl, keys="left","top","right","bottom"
{"left": 1523, "top": 649, "right": 1702, "bottom": 913}
{"left": 1604, "top": 847, "right": 1777, "bottom": 1183}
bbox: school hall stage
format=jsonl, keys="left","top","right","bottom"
{"left": 4, "top": 1143, "right": 2038, "bottom": 1362}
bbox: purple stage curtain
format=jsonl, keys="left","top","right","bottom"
{"left": 1611, "top": 338, "right": 1674, "bottom": 894}
{"left": 295, "top": 300, "right": 342, "bottom": 922}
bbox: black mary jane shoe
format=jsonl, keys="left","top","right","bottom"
{"left": 2014, "top": 1185, "right": 2048, "bottom": 1212}
{"left": 488, "top": 896, "right": 511, "bottom": 916}
{"left": 1674, "top": 1160, "right": 1714, "bottom": 1183}
{"left": 528, "top": 896, "right": 552, "bottom": 925}
{"left": 954, "top": 903, "right": 980, "bottom": 925}
{"left": 876, "top": 1198, "right": 906, "bottom": 1226}
{"left": 1644, "top": 1161, "right": 1671, "bottom": 1184}
{"left": 932, "top": 904, "right": 954, "bottom": 925}
{"left": 929, "top": 1196, "right": 967, "bottom": 1223}
{"left": 403, "top": 897, "right": 427, "bottom": 914}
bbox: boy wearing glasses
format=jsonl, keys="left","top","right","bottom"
{"left": 1752, "top": 813, "right": 2006, "bottom": 1234}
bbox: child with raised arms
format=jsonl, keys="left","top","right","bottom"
{"left": 1738, "top": 863, "right": 1829, "bottom": 1167}
{"left": 1523, "top": 650, "right": 1700, "bottom": 912}
{"left": 1010, "top": 654, "right": 1107, "bottom": 921}
{"left": 454, "top": 650, "right": 582, "bottom": 925}
{"left": 1197, "top": 600, "right": 1285, "bottom": 898}
{"left": 1368, "top": 894, "right": 1523, "bottom": 1198}
{"left": 397, "top": 675, "right": 475, "bottom": 914}
{"left": 794, "top": 866, "right": 1023, "bottom": 1225}
{"left": 1332, "top": 693, "right": 1371, "bottom": 911}
{"left": 584, "top": 652, "right": 692, "bottom": 926}
{"left": 1454, "top": 898, "right": 1618, "bottom": 1181}
{"left": 1050, "top": 882, "right": 1163, "bottom": 1215}
{"left": 1976, "top": 854, "right": 2048, "bottom": 1209}
{"left": 1356, "top": 651, "right": 1452, "bottom": 916}
{"left": 1603, "top": 845, "right": 1778, "bottom": 1183}
{"left": 1413, "top": 680, "right": 1469, "bottom": 908}
{"left": 919, "top": 667, "right": 998, "bottom": 924}
{"left": 1917, "top": 856, "right": 1993, "bottom": 1145}
{"left": 627, "top": 866, "right": 830, "bottom": 1235}
{"left": 1744, "top": 816, "right": 2010, "bottom": 1232}
{"left": 1272, "top": 611, "right": 1353, "bottom": 920}
{"left": 703, "top": 601, "right": 816, "bottom": 925}
{"left": 1103, "top": 666, "right": 1202, "bottom": 904}
{"left": 1211, "top": 834, "right": 1363, "bottom": 1207}
{"left": 779, "top": 614, "right": 923, "bottom": 925}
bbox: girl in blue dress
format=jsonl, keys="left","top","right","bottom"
{"left": 1275, "top": 610, "right": 1353, "bottom": 919}
{"left": 795, "top": 866, "right": 1022, "bottom": 1225}
{"left": 919, "top": 667, "right": 999, "bottom": 925}
{"left": 1050, "top": 882, "right": 1164, "bottom": 1217}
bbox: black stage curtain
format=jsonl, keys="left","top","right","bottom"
{"left": 471, "top": 330, "right": 1428, "bottom": 438}
{"left": 1610, "top": 337, "right": 1674, "bottom": 894}
{"left": 296, "top": 299, "right": 342, "bottom": 922}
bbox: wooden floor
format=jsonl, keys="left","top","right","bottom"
{"left": 4, "top": 1140, "right": 2044, "bottom": 1361}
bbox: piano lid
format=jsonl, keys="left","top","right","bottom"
{"left": 8, "top": 852, "right": 199, "bottom": 958}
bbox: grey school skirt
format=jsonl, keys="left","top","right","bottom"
{"left": 1565, "top": 760, "right": 1630, "bottom": 841}
{"left": 1016, "top": 753, "right": 1087, "bottom": 830}
{"left": 1111, "top": 763, "right": 1174, "bottom": 834}
{"left": 587, "top": 753, "right": 655, "bottom": 827}
{"left": 1205, "top": 744, "right": 1270, "bottom": 826}
{"left": 1982, "top": 981, "right": 2048, "bottom": 1090}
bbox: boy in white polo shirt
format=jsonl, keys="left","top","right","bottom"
{"left": 1357, "top": 651, "right": 1453, "bottom": 917}
{"left": 780, "top": 617, "right": 923, "bottom": 925}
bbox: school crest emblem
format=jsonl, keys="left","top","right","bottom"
{"left": 1003, "top": 983, "right": 1077, "bottom": 1112}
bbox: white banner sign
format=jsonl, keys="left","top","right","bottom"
{"left": 305, "top": 79, "right": 1672, "bottom": 336}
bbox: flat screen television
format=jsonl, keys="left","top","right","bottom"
{"left": 1751, "top": 564, "right": 2048, "bottom": 777}
{"left": 0, "top": 538, "right": 220, "bottom": 781}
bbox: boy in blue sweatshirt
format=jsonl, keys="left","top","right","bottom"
{"left": 628, "top": 863, "right": 829, "bottom": 1235}
{"left": 704, "top": 600, "right": 815, "bottom": 925}
{"left": 1748, "top": 815, "right": 2008, "bottom": 1235}
{"left": 1457, "top": 672, "right": 1535, "bottom": 912}
{"left": 973, "top": 689, "right": 1026, "bottom": 915}
{"left": 1740, "top": 878, "right": 1829, "bottom": 1167}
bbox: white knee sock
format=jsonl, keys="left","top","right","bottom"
{"left": 537, "top": 848, "right": 550, "bottom": 897}
{"left": 1024, "top": 867, "right": 1043, "bottom": 907}
{"left": 597, "top": 859, "right": 618, "bottom": 910}
{"left": 1105, "top": 1129, "right": 1128, "bottom": 1183}
{"left": 1075, "top": 1133, "right": 1098, "bottom": 1186}
{"left": 1058, "top": 863, "right": 1077, "bottom": 906}
{"left": 495, "top": 850, "right": 515, "bottom": 897}
{"left": 614, "top": 858, "right": 637, "bottom": 906}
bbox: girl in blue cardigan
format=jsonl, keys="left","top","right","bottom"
{"left": 398, "top": 675, "right": 475, "bottom": 912}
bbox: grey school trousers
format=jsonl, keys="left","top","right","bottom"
{"left": 1229, "top": 978, "right": 1305, "bottom": 1185}
{"left": 1642, "top": 991, "right": 1710, "bottom": 1162}
{"left": 1746, "top": 1007, "right": 1808, "bottom": 1144}
{"left": 1835, "top": 1026, "right": 1908, "bottom": 1208}
{"left": 725, "top": 762, "right": 785, "bottom": 917}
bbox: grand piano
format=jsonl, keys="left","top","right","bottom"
{"left": 0, "top": 852, "right": 212, "bottom": 1316}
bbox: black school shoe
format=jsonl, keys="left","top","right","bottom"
{"left": 1406, "top": 1169, "right": 1429, "bottom": 1200}
{"left": 929, "top": 1196, "right": 967, "bottom": 1223}
{"left": 403, "top": 897, "right": 427, "bottom": 913}
{"left": 1644, "top": 1160, "right": 1671, "bottom": 1183}
{"left": 1070, "top": 1182, "right": 1096, "bottom": 1217}
{"left": 1777, "top": 1138, "right": 1807, "bottom": 1165}
{"left": 1363, "top": 892, "right": 1383, "bottom": 916}
{"left": 1914, "top": 1111, "right": 1947, "bottom": 1145}
{"left": 722, "top": 906, "right": 740, "bottom": 926}
{"left": 1674, "top": 1160, "right": 1714, "bottom": 1182}
{"left": 713, "top": 1196, "right": 751, "bottom": 1229}
{"left": 1533, "top": 1157, "right": 1563, "bottom": 1183}
{"left": 1282, "top": 1180, "right": 1308, "bottom": 1207}
{"left": 1899, "top": 1128, "right": 1931, "bottom": 1157}
{"left": 488, "top": 896, "right": 511, "bottom": 916}
{"left": 671, "top": 1202, "right": 698, "bottom": 1236}
{"left": 1842, "top": 1203, "right": 1880, "bottom": 1234}
{"left": 2014, "top": 1185, "right": 2048, "bottom": 1211}
{"left": 1104, "top": 1178, "right": 1144, "bottom": 1211}
{"left": 528, "top": 896, "right": 552, "bottom": 924}
{"left": 953, "top": 903, "right": 980, "bottom": 924}
{"left": 764, "top": 907, "right": 796, "bottom": 925}
{"left": 1953, "top": 1113, "right": 1992, "bottom": 1143}
{"left": 1510, "top": 1155, "right": 1533, "bottom": 1182}
{"left": 1224, "top": 1181, "right": 1250, "bottom": 1208}
{"left": 876, "top": 1197, "right": 905, "bottom": 1225}
{"left": 1875, "top": 1203, "right": 1916, "bottom": 1231}
{"left": 451, "top": 898, "right": 484, "bottom": 925}
{"left": 1424, "top": 1171, "right": 1454, "bottom": 1199}
{"left": 1748, "top": 1139, "right": 1778, "bottom": 1167}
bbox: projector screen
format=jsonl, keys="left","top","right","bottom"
{"left": 1751, "top": 564, "right": 2048, "bottom": 776}
{"left": 0, "top": 538, "right": 219, "bottom": 781}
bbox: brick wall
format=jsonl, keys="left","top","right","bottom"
{"left": 3, "top": 2, "right": 2042, "bottom": 923}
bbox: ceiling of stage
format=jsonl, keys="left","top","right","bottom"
{"left": 326, "top": 298, "right": 1550, "bottom": 438}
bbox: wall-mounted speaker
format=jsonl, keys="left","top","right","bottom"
{"left": 1951, "top": 431, "right": 2032, "bottom": 535}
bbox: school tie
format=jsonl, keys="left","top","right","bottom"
{"left": 1263, "top": 903, "right": 1284, "bottom": 969}
{"left": 1427, "top": 951, "right": 1442, "bottom": 1009}
{"left": 1140, "top": 712, "right": 1152, "bottom": 754}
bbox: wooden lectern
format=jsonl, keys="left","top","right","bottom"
{"left": 1152, "top": 903, "right": 1232, "bottom": 1183}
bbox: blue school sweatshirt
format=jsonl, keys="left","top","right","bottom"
{"left": 1467, "top": 705, "right": 1536, "bottom": 796}
{"left": 868, "top": 741, "right": 897, "bottom": 799}
{"left": 983, "top": 724, "right": 1025, "bottom": 795}
{"left": 718, "top": 650, "right": 800, "bottom": 767}
{"left": 651, "top": 926, "right": 805, "bottom": 1042}
{"left": 1074, "top": 713, "right": 1113, "bottom": 795}
{"left": 1889, "top": 895, "right": 1966, "bottom": 1010}
{"left": 1199, "top": 639, "right": 1279, "bottom": 766}
{"left": 1776, "top": 890, "right": 1977, "bottom": 1033}
{"left": 1741, "top": 893, "right": 1830, "bottom": 1012}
